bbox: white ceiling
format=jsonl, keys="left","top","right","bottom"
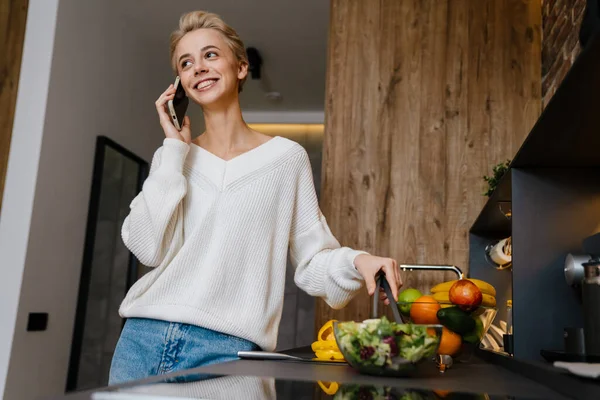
{"left": 117, "top": 0, "right": 330, "bottom": 112}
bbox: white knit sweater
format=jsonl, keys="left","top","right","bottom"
{"left": 118, "top": 137, "right": 366, "bottom": 351}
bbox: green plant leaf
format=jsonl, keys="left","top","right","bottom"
{"left": 483, "top": 160, "right": 511, "bottom": 197}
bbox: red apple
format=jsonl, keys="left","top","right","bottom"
{"left": 449, "top": 280, "right": 482, "bottom": 311}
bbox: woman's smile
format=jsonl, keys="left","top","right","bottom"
{"left": 193, "top": 77, "right": 219, "bottom": 92}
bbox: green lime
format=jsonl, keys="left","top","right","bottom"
{"left": 397, "top": 288, "right": 423, "bottom": 315}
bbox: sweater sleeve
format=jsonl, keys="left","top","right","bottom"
{"left": 121, "top": 138, "right": 190, "bottom": 267}
{"left": 288, "top": 149, "right": 368, "bottom": 309}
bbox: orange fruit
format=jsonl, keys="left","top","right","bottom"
{"left": 410, "top": 295, "right": 441, "bottom": 324}
{"left": 438, "top": 327, "right": 462, "bottom": 356}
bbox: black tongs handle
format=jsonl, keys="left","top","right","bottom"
{"left": 372, "top": 272, "right": 403, "bottom": 323}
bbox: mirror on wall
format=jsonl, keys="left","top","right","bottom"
{"left": 66, "top": 136, "right": 149, "bottom": 391}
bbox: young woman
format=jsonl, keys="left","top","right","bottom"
{"left": 109, "top": 10, "right": 401, "bottom": 385}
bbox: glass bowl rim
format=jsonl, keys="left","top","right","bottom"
{"left": 396, "top": 300, "right": 497, "bottom": 310}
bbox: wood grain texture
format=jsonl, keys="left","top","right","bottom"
{"left": 0, "top": 0, "right": 28, "bottom": 213}
{"left": 316, "top": 0, "right": 541, "bottom": 328}
{"left": 541, "top": 0, "right": 585, "bottom": 107}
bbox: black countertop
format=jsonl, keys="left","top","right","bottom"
{"left": 44, "top": 347, "right": 588, "bottom": 400}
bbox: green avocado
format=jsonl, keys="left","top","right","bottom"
{"left": 437, "top": 306, "right": 476, "bottom": 335}
{"left": 462, "top": 317, "right": 484, "bottom": 344}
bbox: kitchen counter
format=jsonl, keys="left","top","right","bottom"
{"left": 45, "top": 347, "right": 590, "bottom": 400}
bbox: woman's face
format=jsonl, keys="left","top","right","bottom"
{"left": 175, "top": 28, "right": 247, "bottom": 108}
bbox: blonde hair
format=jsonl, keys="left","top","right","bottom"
{"left": 170, "top": 11, "right": 249, "bottom": 92}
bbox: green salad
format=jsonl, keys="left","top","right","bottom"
{"left": 333, "top": 384, "right": 435, "bottom": 400}
{"left": 336, "top": 317, "right": 440, "bottom": 369}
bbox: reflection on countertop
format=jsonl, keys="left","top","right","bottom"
{"left": 82, "top": 373, "right": 532, "bottom": 400}
{"left": 101, "top": 375, "right": 276, "bottom": 399}
{"left": 47, "top": 347, "right": 574, "bottom": 400}
{"left": 51, "top": 369, "right": 564, "bottom": 400}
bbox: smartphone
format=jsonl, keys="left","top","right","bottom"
{"left": 167, "top": 76, "right": 189, "bottom": 130}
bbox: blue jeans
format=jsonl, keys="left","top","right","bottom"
{"left": 109, "top": 318, "right": 259, "bottom": 385}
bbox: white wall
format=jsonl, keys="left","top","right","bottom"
{"left": 0, "top": 1, "right": 60, "bottom": 397}
{"left": 0, "top": 0, "right": 165, "bottom": 398}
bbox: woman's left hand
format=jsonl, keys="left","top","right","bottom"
{"left": 354, "top": 254, "right": 402, "bottom": 305}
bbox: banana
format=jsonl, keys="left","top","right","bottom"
{"left": 431, "top": 292, "right": 451, "bottom": 303}
{"left": 469, "top": 279, "right": 497, "bottom": 297}
{"left": 481, "top": 293, "right": 496, "bottom": 307}
{"left": 430, "top": 281, "right": 454, "bottom": 293}
{"left": 430, "top": 278, "right": 496, "bottom": 297}
{"left": 432, "top": 291, "right": 497, "bottom": 308}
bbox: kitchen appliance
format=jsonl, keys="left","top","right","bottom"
{"left": 485, "top": 238, "right": 513, "bottom": 270}
{"left": 541, "top": 253, "right": 600, "bottom": 362}
{"left": 582, "top": 257, "right": 600, "bottom": 356}
{"left": 564, "top": 253, "right": 590, "bottom": 290}
{"left": 564, "top": 327, "right": 586, "bottom": 355}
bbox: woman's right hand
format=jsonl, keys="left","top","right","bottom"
{"left": 155, "top": 84, "right": 192, "bottom": 144}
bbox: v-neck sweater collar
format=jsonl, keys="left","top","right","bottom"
{"left": 186, "top": 136, "right": 287, "bottom": 190}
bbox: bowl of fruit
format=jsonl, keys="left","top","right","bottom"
{"left": 397, "top": 278, "right": 498, "bottom": 362}
{"left": 333, "top": 317, "right": 443, "bottom": 377}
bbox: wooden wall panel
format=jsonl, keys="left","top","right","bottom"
{"left": 541, "top": 0, "right": 585, "bottom": 107}
{"left": 0, "top": 0, "right": 29, "bottom": 213}
{"left": 316, "top": 0, "right": 541, "bottom": 327}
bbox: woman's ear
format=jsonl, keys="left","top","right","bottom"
{"left": 238, "top": 62, "right": 249, "bottom": 80}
